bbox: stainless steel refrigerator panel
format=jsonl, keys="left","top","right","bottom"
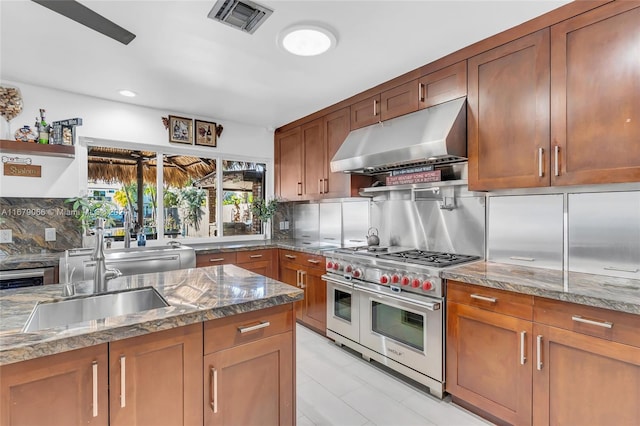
{"left": 568, "top": 191, "right": 640, "bottom": 280}
{"left": 319, "top": 202, "right": 342, "bottom": 244}
{"left": 294, "top": 203, "right": 319, "bottom": 241}
{"left": 487, "top": 194, "right": 563, "bottom": 270}
{"left": 342, "top": 200, "right": 370, "bottom": 247}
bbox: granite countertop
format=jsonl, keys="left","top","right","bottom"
{"left": 0, "top": 264, "right": 303, "bottom": 366}
{"left": 0, "top": 239, "right": 339, "bottom": 271}
{"left": 442, "top": 261, "right": 640, "bottom": 315}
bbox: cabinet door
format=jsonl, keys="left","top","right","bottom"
{"left": 204, "top": 332, "right": 294, "bottom": 426}
{"left": 418, "top": 60, "right": 467, "bottom": 109}
{"left": 551, "top": 2, "right": 640, "bottom": 186}
{"left": 351, "top": 94, "right": 381, "bottom": 129}
{"left": 380, "top": 79, "right": 419, "bottom": 121}
{"left": 533, "top": 323, "right": 640, "bottom": 426}
{"left": 302, "top": 118, "right": 325, "bottom": 199}
{"left": 301, "top": 265, "right": 327, "bottom": 334}
{"left": 237, "top": 259, "right": 272, "bottom": 278}
{"left": 109, "top": 323, "right": 203, "bottom": 426}
{"left": 275, "top": 127, "right": 302, "bottom": 199}
{"left": 0, "top": 344, "right": 108, "bottom": 426}
{"left": 278, "top": 259, "right": 304, "bottom": 321}
{"left": 468, "top": 29, "right": 550, "bottom": 191}
{"left": 323, "top": 107, "right": 352, "bottom": 198}
{"left": 447, "top": 302, "right": 533, "bottom": 425}
{"left": 196, "top": 252, "right": 237, "bottom": 268}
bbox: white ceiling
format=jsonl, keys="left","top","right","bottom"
{"left": 1, "top": 0, "right": 569, "bottom": 130}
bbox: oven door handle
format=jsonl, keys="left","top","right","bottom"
{"left": 354, "top": 284, "right": 441, "bottom": 311}
{"left": 321, "top": 275, "right": 353, "bottom": 290}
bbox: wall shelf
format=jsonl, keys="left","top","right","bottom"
{"left": 0, "top": 139, "right": 75, "bottom": 158}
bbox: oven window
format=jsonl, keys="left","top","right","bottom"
{"left": 334, "top": 289, "right": 352, "bottom": 322}
{"left": 371, "top": 301, "right": 424, "bottom": 351}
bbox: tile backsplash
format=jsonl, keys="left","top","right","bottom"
{"left": 0, "top": 197, "right": 81, "bottom": 256}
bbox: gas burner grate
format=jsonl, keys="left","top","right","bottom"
{"left": 378, "top": 250, "right": 480, "bottom": 267}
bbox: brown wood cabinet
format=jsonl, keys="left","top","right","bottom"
{"left": 446, "top": 281, "right": 534, "bottom": 425}
{"left": 235, "top": 248, "right": 277, "bottom": 279}
{"left": 302, "top": 118, "right": 325, "bottom": 199}
{"left": 468, "top": 29, "right": 551, "bottom": 191}
{"left": 380, "top": 80, "right": 419, "bottom": 121}
{"left": 0, "top": 344, "right": 109, "bottom": 426}
{"left": 448, "top": 280, "right": 640, "bottom": 426}
{"left": 109, "top": 323, "right": 203, "bottom": 426}
{"left": 196, "top": 251, "right": 237, "bottom": 268}
{"left": 278, "top": 249, "right": 327, "bottom": 333}
{"left": 203, "top": 304, "right": 295, "bottom": 426}
{"left": 550, "top": 2, "right": 640, "bottom": 186}
{"left": 418, "top": 61, "right": 467, "bottom": 110}
{"left": 350, "top": 94, "right": 381, "bottom": 130}
{"left": 274, "top": 126, "right": 303, "bottom": 200}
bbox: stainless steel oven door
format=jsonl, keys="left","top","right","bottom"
{"left": 323, "top": 274, "right": 359, "bottom": 342}
{"left": 357, "top": 282, "right": 443, "bottom": 381}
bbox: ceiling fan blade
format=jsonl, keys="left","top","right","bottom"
{"left": 31, "top": 0, "right": 136, "bottom": 45}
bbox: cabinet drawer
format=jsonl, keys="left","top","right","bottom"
{"left": 447, "top": 280, "right": 533, "bottom": 320}
{"left": 236, "top": 249, "right": 273, "bottom": 264}
{"left": 534, "top": 297, "right": 640, "bottom": 348}
{"left": 196, "top": 252, "right": 237, "bottom": 267}
{"left": 278, "top": 249, "right": 325, "bottom": 270}
{"left": 204, "top": 304, "right": 294, "bottom": 354}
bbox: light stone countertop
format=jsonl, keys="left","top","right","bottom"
{"left": 0, "top": 264, "right": 303, "bottom": 366}
{"left": 441, "top": 261, "right": 640, "bottom": 315}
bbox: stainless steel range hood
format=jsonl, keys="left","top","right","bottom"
{"left": 330, "top": 97, "right": 467, "bottom": 175}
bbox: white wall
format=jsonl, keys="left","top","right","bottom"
{"left": 0, "top": 80, "right": 274, "bottom": 198}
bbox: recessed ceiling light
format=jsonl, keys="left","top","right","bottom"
{"left": 119, "top": 89, "right": 137, "bottom": 97}
{"left": 278, "top": 24, "right": 337, "bottom": 56}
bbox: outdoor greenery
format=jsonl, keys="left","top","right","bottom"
{"left": 177, "top": 185, "right": 207, "bottom": 231}
{"left": 65, "top": 196, "right": 117, "bottom": 233}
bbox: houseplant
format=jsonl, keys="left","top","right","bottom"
{"left": 250, "top": 197, "right": 279, "bottom": 237}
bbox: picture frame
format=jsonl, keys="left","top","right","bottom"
{"left": 194, "top": 120, "right": 217, "bottom": 147}
{"left": 168, "top": 115, "right": 193, "bottom": 144}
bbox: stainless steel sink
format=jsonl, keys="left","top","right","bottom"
{"left": 22, "top": 287, "right": 169, "bottom": 332}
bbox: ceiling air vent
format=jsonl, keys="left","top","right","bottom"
{"left": 208, "top": 0, "right": 273, "bottom": 34}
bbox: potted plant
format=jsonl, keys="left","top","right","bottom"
{"left": 250, "top": 197, "right": 279, "bottom": 238}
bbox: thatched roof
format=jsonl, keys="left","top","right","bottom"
{"left": 88, "top": 146, "right": 215, "bottom": 187}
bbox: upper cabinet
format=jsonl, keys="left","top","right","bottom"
{"left": 550, "top": 2, "right": 640, "bottom": 186}
{"left": 350, "top": 94, "right": 381, "bottom": 130}
{"left": 418, "top": 60, "right": 467, "bottom": 110}
{"left": 469, "top": 2, "right": 640, "bottom": 191}
{"left": 275, "top": 127, "right": 303, "bottom": 200}
{"left": 468, "top": 29, "right": 551, "bottom": 191}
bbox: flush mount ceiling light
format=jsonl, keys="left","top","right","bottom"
{"left": 278, "top": 24, "right": 337, "bottom": 57}
{"left": 119, "top": 90, "right": 137, "bottom": 97}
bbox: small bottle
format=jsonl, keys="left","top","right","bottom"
{"left": 137, "top": 231, "right": 146, "bottom": 246}
{"left": 38, "top": 109, "right": 49, "bottom": 144}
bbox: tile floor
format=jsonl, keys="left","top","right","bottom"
{"left": 296, "top": 324, "right": 493, "bottom": 426}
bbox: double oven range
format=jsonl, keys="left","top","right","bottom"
{"left": 322, "top": 246, "right": 479, "bottom": 399}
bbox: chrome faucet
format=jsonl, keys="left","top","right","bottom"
{"left": 92, "top": 218, "right": 122, "bottom": 293}
{"left": 123, "top": 211, "right": 132, "bottom": 249}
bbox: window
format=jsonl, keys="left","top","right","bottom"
{"left": 86, "top": 142, "right": 270, "bottom": 245}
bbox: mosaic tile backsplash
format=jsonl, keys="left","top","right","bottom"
{"left": 0, "top": 198, "right": 82, "bottom": 256}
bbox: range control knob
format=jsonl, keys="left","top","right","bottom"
{"left": 401, "top": 276, "right": 410, "bottom": 286}
{"left": 380, "top": 274, "right": 390, "bottom": 284}
{"left": 422, "top": 281, "right": 433, "bottom": 291}
{"left": 391, "top": 273, "right": 401, "bottom": 284}
{"left": 411, "top": 278, "right": 421, "bottom": 288}
{"left": 332, "top": 262, "right": 341, "bottom": 271}
{"left": 344, "top": 265, "right": 353, "bottom": 273}
{"left": 352, "top": 268, "right": 363, "bottom": 279}
{"left": 326, "top": 261, "right": 334, "bottom": 270}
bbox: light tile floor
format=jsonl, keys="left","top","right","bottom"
{"left": 296, "top": 324, "right": 493, "bottom": 426}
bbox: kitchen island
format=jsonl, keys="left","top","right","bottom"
{"left": 0, "top": 265, "right": 303, "bottom": 425}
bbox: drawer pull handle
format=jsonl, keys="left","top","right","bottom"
{"left": 120, "top": 355, "right": 126, "bottom": 408}
{"left": 209, "top": 258, "right": 226, "bottom": 262}
{"left": 249, "top": 254, "right": 263, "bottom": 258}
{"left": 510, "top": 256, "right": 535, "bottom": 262}
{"left": 538, "top": 147, "right": 544, "bottom": 177}
{"left": 554, "top": 145, "right": 559, "bottom": 176}
{"left": 210, "top": 367, "right": 218, "bottom": 413}
{"left": 470, "top": 294, "right": 497, "bottom": 303}
{"left": 604, "top": 266, "right": 639, "bottom": 274}
{"left": 419, "top": 82, "right": 425, "bottom": 102}
{"left": 307, "top": 259, "right": 321, "bottom": 264}
{"left": 536, "top": 335, "right": 543, "bottom": 371}
{"left": 238, "top": 321, "right": 271, "bottom": 333}
{"left": 571, "top": 315, "right": 613, "bottom": 329}
{"left": 285, "top": 254, "right": 297, "bottom": 259}
{"left": 92, "top": 361, "right": 98, "bottom": 417}
{"left": 520, "top": 331, "right": 527, "bottom": 365}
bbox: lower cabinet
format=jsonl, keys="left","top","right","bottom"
{"left": 109, "top": 323, "right": 203, "bottom": 426}
{"left": 447, "top": 280, "right": 640, "bottom": 426}
{"left": 196, "top": 252, "right": 237, "bottom": 268}
{"left": 203, "top": 304, "right": 295, "bottom": 426}
{"left": 235, "top": 249, "right": 277, "bottom": 280}
{"left": 0, "top": 344, "right": 109, "bottom": 426}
